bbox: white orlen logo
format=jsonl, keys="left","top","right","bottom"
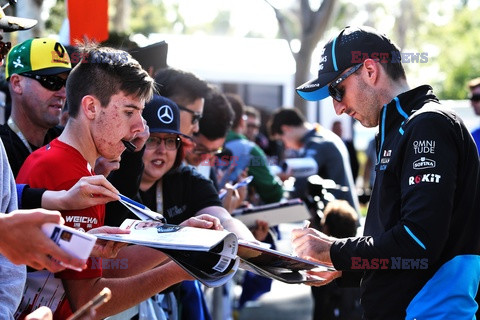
{"left": 413, "top": 157, "right": 436, "bottom": 170}
{"left": 157, "top": 105, "right": 173, "bottom": 124}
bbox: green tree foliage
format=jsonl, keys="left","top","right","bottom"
{"left": 425, "top": 7, "right": 480, "bottom": 99}
{"left": 45, "top": 0, "right": 66, "bottom": 35}
{"left": 129, "top": 0, "right": 185, "bottom": 35}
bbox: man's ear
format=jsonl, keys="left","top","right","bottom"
{"left": 9, "top": 74, "right": 24, "bottom": 94}
{"left": 362, "top": 58, "right": 380, "bottom": 85}
{"left": 81, "top": 95, "right": 99, "bottom": 120}
{"left": 280, "top": 124, "right": 291, "bottom": 135}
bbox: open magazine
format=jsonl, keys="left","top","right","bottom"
{"left": 237, "top": 240, "right": 336, "bottom": 284}
{"left": 95, "top": 219, "right": 239, "bottom": 287}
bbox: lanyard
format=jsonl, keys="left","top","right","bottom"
{"left": 7, "top": 117, "right": 33, "bottom": 153}
{"left": 155, "top": 180, "right": 164, "bottom": 214}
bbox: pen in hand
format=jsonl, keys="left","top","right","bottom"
{"left": 292, "top": 220, "right": 312, "bottom": 258}
{"left": 303, "top": 220, "right": 311, "bottom": 229}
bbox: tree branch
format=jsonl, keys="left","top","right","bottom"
{"left": 264, "top": 0, "right": 296, "bottom": 57}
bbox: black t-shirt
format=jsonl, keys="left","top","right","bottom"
{"left": 140, "top": 165, "right": 221, "bottom": 225}
{"left": 0, "top": 124, "right": 62, "bottom": 177}
{"left": 0, "top": 124, "right": 62, "bottom": 209}
{"left": 137, "top": 165, "right": 222, "bottom": 225}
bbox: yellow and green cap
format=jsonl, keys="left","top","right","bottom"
{"left": 5, "top": 38, "right": 71, "bottom": 79}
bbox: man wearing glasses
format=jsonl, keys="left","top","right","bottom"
{"left": 292, "top": 26, "right": 480, "bottom": 319}
{"left": 184, "top": 87, "right": 233, "bottom": 186}
{"left": 154, "top": 67, "right": 209, "bottom": 137}
{"left": 0, "top": 38, "right": 70, "bottom": 177}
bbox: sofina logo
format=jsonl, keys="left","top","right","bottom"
{"left": 413, "top": 157, "right": 436, "bottom": 170}
{"left": 157, "top": 105, "right": 174, "bottom": 124}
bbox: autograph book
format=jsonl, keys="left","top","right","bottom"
{"left": 237, "top": 240, "right": 335, "bottom": 284}
{"left": 95, "top": 219, "right": 239, "bottom": 287}
{"left": 106, "top": 197, "right": 331, "bottom": 285}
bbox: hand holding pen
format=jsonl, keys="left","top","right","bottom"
{"left": 218, "top": 175, "right": 253, "bottom": 200}
{"left": 220, "top": 176, "right": 253, "bottom": 213}
{"left": 118, "top": 194, "right": 166, "bottom": 223}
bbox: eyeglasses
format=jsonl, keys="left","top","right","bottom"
{"left": 247, "top": 123, "right": 260, "bottom": 129}
{"left": 21, "top": 73, "right": 67, "bottom": 91}
{"left": 178, "top": 105, "right": 202, "bottom": 124}
{"left": 328, "top": 63, "right": 363, "bottom": 102}
{"left": 192, "top": 146, "right": 223, "bottom": 155}
{"left": 469, "top": 94, "right": 480, "bottom": 102}
{"left": 145, "top": 136, "right": 181, "bottom": 150}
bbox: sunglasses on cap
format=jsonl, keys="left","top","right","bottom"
{"left": 178, "top": 105, "right": 202, "bottom": 124}
{"left": 469, "top": 94, "right": 480, "bottom": 102}
{"left": 328, "top": 63, "right": 364, "bottom": 102}
{"left": 146, "top": 136, "right": 181, "bottom": 151}
{"left": 21, "top": 73, "right": 67, "bottom": 91}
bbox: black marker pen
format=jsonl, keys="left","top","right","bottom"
{"left": 122, "top": 140, "right": 136, "bottom": 152}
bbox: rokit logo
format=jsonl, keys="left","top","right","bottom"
{"left": 409, "top": 173, "right": 441, "bottom": 185}
{"left": 413, "top": 157, "right": 436, "bottom": 170}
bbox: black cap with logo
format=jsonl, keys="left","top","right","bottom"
{"left": 296, "top": 25, "right": 400, "bottom": 101}
{"left": 143, "top": 95, "right": 189, "bottom": 138}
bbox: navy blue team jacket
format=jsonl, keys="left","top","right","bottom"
{"left": 330, "top": 85, "right": 480, "bottom": 319}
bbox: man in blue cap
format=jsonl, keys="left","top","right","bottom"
{"left": 292, "top": 25, "right": 480, "bottom": 319}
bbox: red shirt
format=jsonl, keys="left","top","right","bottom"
{"left": 16, "top": 138, "right": 103, "bottom": 319}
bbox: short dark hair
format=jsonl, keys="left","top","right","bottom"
{"left": 225, "top": 93, "right": 245, "bottom": 129}
{"left": 268, "top": 108, "right": 305, "bottom": 136}
{"left": 322, "top": 200, "right": 358, "bottom": 238}
{"left": 379, "top": 59, "right": 406, "bottom": 82}
{"left": 154, "top": 67, "right": 209, "bottom": 106}
{"left": 66, "top": 42, "right": 154, "bottom": 118}
{"left": 198, "top": 87, "right": 234, "bottom": 140}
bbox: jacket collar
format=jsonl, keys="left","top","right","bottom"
{"left": 381, "top": 85, "right": 439, "bottom": 131}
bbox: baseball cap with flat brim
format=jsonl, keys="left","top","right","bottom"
{"left": 5, "top": 38, "right": 71, "bottom": 79}
{"left": 296, "top": 25, "right": 400, "bottom": 101}
{"left": 143, "top": 94, "right": 192, "bottom": 140}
